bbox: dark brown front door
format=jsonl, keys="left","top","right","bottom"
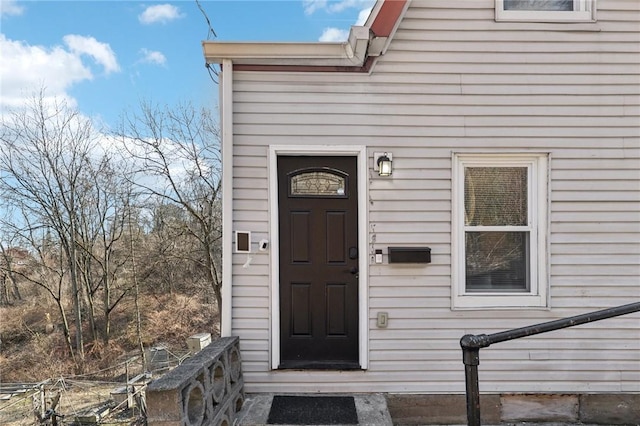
{"left": 278, "top": 156, "right": 359, "bottom": 369}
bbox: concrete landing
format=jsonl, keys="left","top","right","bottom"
{"left": 236, "top": 394, "right": 612, "bottom": 426}
{"left": 236, "top": 393, "right": 394, "bottom": 426}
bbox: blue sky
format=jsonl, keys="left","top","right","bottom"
{"left": 0, "top": 0, "right": 374, "bottom": 129}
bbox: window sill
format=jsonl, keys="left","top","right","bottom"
{"left": 452, "top": 294, "right": 548, "bottom": 310}
{"left": 493, "top": 21, "right": 600, "bottom": 31}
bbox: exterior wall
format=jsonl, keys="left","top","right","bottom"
{"left": 229, "top": 0, "right": 640, "bottom": 393}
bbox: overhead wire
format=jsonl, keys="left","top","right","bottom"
{"left": 195, "top": 0, "right": 220, "bottom": 85}
{"left": 196, "top": 0, "right": 217, "bottom": 39}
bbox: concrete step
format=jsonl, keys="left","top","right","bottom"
{"left": 236, "top": 394, "right": 625, "bottom": 426}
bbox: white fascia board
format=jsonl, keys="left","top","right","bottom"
{"left": 202, "top": 27, "right": 371, "bottom": 67}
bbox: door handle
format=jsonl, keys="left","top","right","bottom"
{"left": 349, "top": 266, "right": 359, "bottom": 275}
{"left": 349, "top": 247, "right": 358, "bottom": 259}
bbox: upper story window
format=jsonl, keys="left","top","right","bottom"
{"left": 452, "top": 154, "right": 548, "bottom": 309}
{"left": 496, "top": 0, "right": 596, "bottom": 22}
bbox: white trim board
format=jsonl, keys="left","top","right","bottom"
{"left": 268, "top": 145, "right": 369, "bottom": 370}
{"left": 220, "top": 59, "right": 234, "bottom": 337}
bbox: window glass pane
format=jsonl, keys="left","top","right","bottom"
{"left": 465, "top": 167, "right": 528, "bottom": 226}
{"left": 504, "top": 0, "right": 573, "bottom": 11}
{"left": 290, "top": 171, "right": 346, "bottom": 197}
{"left": 465, "top": 231, "right": 530, "bottom": 292}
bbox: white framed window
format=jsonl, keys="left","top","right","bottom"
{"left": 452, "top": 153, "right": 548, "bottom": 309}
{"left": 496, "top": 0, "right": 596, "bottom": 22}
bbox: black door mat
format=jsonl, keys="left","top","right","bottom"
{"left": 267, "top": 395, "right": 358, "bottom": 425}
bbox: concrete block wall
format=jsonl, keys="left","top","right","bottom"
{"left": 146, "top": 336, "right": 244, "bottom": 426}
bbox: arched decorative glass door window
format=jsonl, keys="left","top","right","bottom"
{"left": 289, "top": 168, "right": 348, "bottom": 197}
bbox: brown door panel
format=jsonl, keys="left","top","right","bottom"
{"left": 278, "top": 156, "right": 359, "bottom": 369}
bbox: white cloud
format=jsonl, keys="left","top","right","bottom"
{"left": 0, "top": 0, "right": 24, "bottom": 17}
{"left": 304, "top": 0, "right": 374, "bottom": 15}
{"left": 0, "top": 34, "right": 90, "bottom": 110}
{"left": 319, "top": 27, "right": 350, "bottom": 42}
{"left": 0, "top": 34, "right": 120, "bottom": 112}
{"left": 307, "top": 1, "right": 374, "bottom": 41}
{"left": 328, "top": 0, "right": 371, "bottom": 14}
{"left": 138, "top": 4, "right": 183, "bottom": 25}
{"left": 356, "top": 6, "right": 373, "bottom": 25}
{"left": 303, "top": 0, "right": 327, "bottom": 15}
{"left": 139, "top": 48, "right": 167, "bottom": 66}
{"left": 63, "top": 35, "right": 120, "bottom": 74}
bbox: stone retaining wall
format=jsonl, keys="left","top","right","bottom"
{"left": 146, "top": 336, "right": 244, "bottom": 426}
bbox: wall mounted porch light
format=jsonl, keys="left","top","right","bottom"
{"left": 374, "top": 152, "right": 393, "bottom": 176}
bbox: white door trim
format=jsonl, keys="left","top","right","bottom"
{"left": 268, "top": 145, "right": 369, "bottom": 370}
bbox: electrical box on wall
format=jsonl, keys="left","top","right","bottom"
{"left": 388, "top": 247, "right": 431, "bottom": 264}
{"left": 235, "top": 231, "right": 251, "bottom": 253}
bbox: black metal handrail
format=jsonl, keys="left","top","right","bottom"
{"left": 459, "top": 301, "right": 640, "bottom": 426}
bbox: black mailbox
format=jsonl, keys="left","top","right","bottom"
{"left": 388, "top": 247, "right": 431, "bottom": 264}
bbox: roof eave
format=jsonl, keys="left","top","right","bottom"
{"left": 201, "top": 0, "right": 410, "bottom": 70}
{"left": 202, "top": 26, "right": 371, "bottom": 67}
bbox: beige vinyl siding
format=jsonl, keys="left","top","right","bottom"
{"left": 229, "top": 0, "right": 640, "bottom": 393}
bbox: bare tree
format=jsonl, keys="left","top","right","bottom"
{"left": 0, "top": 237, "right": 23, "bottom": 305}
{"left": 118, "top": 101, "right": 223, "bottom": 319}
{"left": 127, "top": 206, "right": 146, "bottom": 367}
{"left": 0, "top": 92, "right": 110, "bottom": 365}
{"left": 73, "top": 153, "right": 136, "bottom": 344}
{"left": 93, "top": 164, "right": 135, "bottom": 344}
{"left": 0, "top": 213, "right": 77, "bottom": 361}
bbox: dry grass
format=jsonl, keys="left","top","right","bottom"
{"left": 143, "top": 294, "right": 217, "bottom": 345}
{"left": 0, "top": 293, "right": 218, "bottom": 424}
{"left": 0, "top": 293, "right": 218, "bottom": 383}
{"left": 0, "top": 300, "right": 71, "bottom": 381}
{"left": 0, "top": 381, "right": 135, "bottom": 426}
